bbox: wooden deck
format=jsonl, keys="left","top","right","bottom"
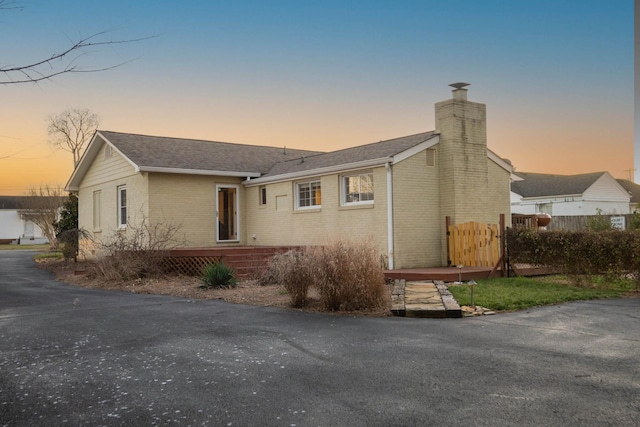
{"left": 384, "top": 264, "right": 557, "bottom": 282}
{"left": 385, "top": 266, "right": 494, "bottom": 282}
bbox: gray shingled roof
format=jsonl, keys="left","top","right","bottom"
{"left": 511, "top": 171, "right": 607, "bottom": 198}
{"left": 0, "top": 196, "right": 65, "bottom": 210}
{"left": 616, "top": 179, "right": 640, "bottom": 203}
{"left": 100, "top": 131, "right": 323, "bottom": 174}
{"left": 0, "top": 196, "right": 20, "bottom": 210}
{"left": 262, "top": 131, "right": 437, "bottom": 177}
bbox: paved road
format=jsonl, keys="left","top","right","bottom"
{"left": 1, "top": 250, "right": 639, "bottom": 426}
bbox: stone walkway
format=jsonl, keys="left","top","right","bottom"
{"left": 391, "top": 279, "right": 462, "bottom": 318}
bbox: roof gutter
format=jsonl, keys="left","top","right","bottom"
{"left": 518, "top": 193, "right": 583, "bottom": 201}
{"left": 243, "top": 157, "right": 393, "bottom": 186}
{"left": 138, "top": 166, "right": 261, "bottom": 178}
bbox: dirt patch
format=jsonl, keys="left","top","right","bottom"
{"left": 38, "top": 259, "right": 393, "bottom": 317}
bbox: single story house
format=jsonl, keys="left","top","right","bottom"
{"left": 0, "top": 196, "right": 50, "bottom": 244}
{"left": 510, "top": 171, "right": 632, "bottom": 216}
{"left": 66, "top": 84, "right": 512, "bottom": 269}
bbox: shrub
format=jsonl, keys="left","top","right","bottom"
{"left": 264, "top": 250, "right": 314, "bottom": 307}
{"left": 57, "top": 228, "right": 90, "bottom": 263}
{"left": 90, "top": 215, "right": 185, "bottom": 281}
{"left": 310, "top": 239, "right": 387, "bottom": 311}
{"left": 200, "top": 262, "right": 237, "bottom": 289}
{"left": 53, "top": 194, "right": 81, "bottom": 261}
{"left": 507, "top": 228, "right": 640, "bottom": 290}
{"left": 258, "top": 240, "right": 388, "bottom": 310}
{"left": 585, "top": 209, "right": 613, "bottom": 231}
{"left": 629, "top": 210, "right": 640, "bottom": 231}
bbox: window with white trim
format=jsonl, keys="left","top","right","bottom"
{"left": 295, "top": 180, "right": 321, "bottom": 209}
{"left": 342, "top": 173, "right": 374, "bottom": 205}
{"left": 117, "top": 185, "right": 127, "bottom": 228}
{"left": 259, "top": 186, "right": 267, "bottom": 206}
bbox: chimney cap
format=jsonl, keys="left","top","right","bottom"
{"left": 449, "top": 82, "right": 470, "bottom": 89}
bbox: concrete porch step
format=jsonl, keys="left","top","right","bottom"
{"left": 391, "top": 280, "right": 462, "bottom": 318}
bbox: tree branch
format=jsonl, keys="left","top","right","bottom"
{"left": 1, "top": 29, "right": 157, "bottom": 84}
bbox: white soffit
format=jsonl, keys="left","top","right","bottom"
{"left": 488, "top": 149, "right": 513, "bottom": 173}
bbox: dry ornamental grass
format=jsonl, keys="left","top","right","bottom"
{"left": 38, "top": 257, "right": 393, "bottom": 317}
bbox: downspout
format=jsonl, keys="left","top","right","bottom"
{"left": 386, "top": 162, "right": 394, "bottom": 270}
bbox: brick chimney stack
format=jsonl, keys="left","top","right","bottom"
{"left": 436, "top": 83, "right": 490, "bottom": 225}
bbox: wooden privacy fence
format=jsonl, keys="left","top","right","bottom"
{"left": 447, "top": 221, "right": 500, "bottom": 267}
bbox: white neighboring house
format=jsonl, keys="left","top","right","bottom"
{"left": 510, "top": 171, "right": 631, "bottom": 216}
{"left": 0, "top": 196, "right": 50, "bottom": 244}
{"left": 616, "top": 179, "right": 640, "bottom": 212}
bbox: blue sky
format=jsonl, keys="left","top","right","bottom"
{"left": 0, "top": 0, "right": 634, "bottom": 194}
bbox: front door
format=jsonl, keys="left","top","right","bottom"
{"left": 216, "top": 185, "right": 239, "bottom": 242}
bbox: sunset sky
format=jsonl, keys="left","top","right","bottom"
{"left": 0, "top": 1, "right": 634, "bottom": 195}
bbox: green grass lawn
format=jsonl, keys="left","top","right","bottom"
{"left": 0, "top": 243, "right": 52, "bottom": 251}
{"left": 448, "top": 276, "right": 635, "bottom": 312}
{"left": 0, "top": 244, "right": 62, "bottom": 260}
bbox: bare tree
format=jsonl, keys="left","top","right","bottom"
{"left": 17, "top": 185, "right": 66, "bottom": 249}
{"left": 47, "top": 108, "right": 100, "bottom": 167}
{"left": 0, "top": 1, "right": 153, "bottom": 85}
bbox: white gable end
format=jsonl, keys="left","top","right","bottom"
{"left": 583, "top": 173, "right": 631, "bottom": 202}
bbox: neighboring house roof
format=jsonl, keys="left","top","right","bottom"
{"left": 0, "top": 196, "right": 67, "bottom": 212}
{"left": 616, "top": 179, "right": 640, "bottom": 204}
{"left": 0, "top": 196, "right": 20, "bottom": 210}
{"left": 511, "top": 171, "right": 610, "bottom": 198}
{"left": 0, "top": 196, "right": 65, "bottom": 210}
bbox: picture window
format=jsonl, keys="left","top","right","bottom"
{"left": 342, "top": 173, "right": 374, "bottom": 205}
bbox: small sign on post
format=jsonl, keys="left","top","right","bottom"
{"left": 610, "top": 216, "right": 626, "bottom": 230}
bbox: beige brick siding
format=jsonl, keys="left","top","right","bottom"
{"left": 436, "top": 98, "right": 490, "bottom": 225}
{"left": 147, "top": 174, "right": 244, "bottom": 247}
{"left": 77, "top": 144, "right": 148, "bottom": 255}
{"left": 245, "top": 168, "right": 389, "bottom": 257}
{"left": 391, "top": 150, "right": 442, "bottom": 268}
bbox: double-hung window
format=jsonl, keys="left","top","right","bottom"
{"left": 342, "top": 173, "right": 374, "bottom": 205}
{"left": 259, "top": 186, "right": 267, "bottom": 206}
{"left": 296, "top": 180, "right": 321, "bottom": 209}
{"left": 117, "top": 185, "right": 127, "bottom": 228}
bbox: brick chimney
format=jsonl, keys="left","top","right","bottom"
{"left": 436, "top": 83, "right": 490, "bottom": 224}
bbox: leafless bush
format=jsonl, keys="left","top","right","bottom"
{"left": 17, "top": 185, "right": 66, "bottom": 249}
{"left": 264, "top": 250, "right": 314, "bottom": 307}
{"left": 310, "top": 239, "right": 387, "bottom": 311}
{"left": 89, "top": 216, "right": 185, "bottom": 281}
{"left": 258, "top": 239, "right": 387, "bottom": 311}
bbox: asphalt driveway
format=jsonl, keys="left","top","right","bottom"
{"left": 1, "top": 250, "right": 639, "bottom": 426}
